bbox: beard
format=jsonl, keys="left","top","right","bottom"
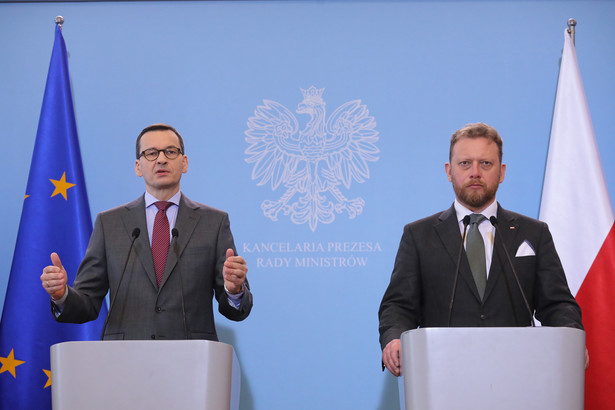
{"left": 453, "top": 178, "right": 500, "bottom": 210}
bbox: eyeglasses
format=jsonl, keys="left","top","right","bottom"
{"left": 139, "top": 147, "right": 183, "bottom": 161}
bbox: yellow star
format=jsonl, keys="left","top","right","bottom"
{"left": 50, "top": 172, "right": 76, "bottom": 200}
{"left": 0, "top": 349, "right": 26, "bottom": 378}
{"left": 43, "top": 369, "right": 52, "bottom": 388}
{"left": 24, "top": 194, "right": 29, "bottom": 199}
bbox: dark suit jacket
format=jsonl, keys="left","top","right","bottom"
{"left": 378, "top": 203, "right": 582, "bottom": 350}
{"left": 55, "top": 194, "right": 252, "bottom": 340}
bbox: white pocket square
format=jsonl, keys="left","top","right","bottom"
{"left": 515, "top": 240, "right": 535, "bottom": 257}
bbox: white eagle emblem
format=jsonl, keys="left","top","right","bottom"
{"left": 244, "top": 86, "right": 380, "bottom": 231}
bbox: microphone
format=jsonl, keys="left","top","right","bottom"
{"left": 172, "top": 228, "right": 188, "bottom": 339}
{"left": 101, "top": 227, "right": 140, "bottom": 340}
{"left": 448, "top": 215, "right": 471, "bottom": 327}
{"left": 489, "top": 216, "right": 535, "bottom": 327}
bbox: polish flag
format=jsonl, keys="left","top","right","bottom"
{"left": 539, "top": 28, "right": 615, "bottom": 409}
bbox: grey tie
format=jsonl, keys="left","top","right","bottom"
{"left": 466, "top": 213, "right": 487, "bottom": 300}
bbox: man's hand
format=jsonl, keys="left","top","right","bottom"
{"left": 382, "top": 339, "right": 402, "bottom": 377}
{"left": 40, "top": 253, "right": 68, "bottom": 300}
{"left": 223, "top": 248, "right": 247, "bottom": 294}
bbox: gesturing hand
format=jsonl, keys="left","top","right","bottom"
{"left": 223, "top": 248, "right": 247, "bottom": 294}
{"left": 40, "top": 252, "right": 68, "bottom": 300}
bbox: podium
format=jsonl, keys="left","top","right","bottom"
{"left": 399, "top": 327, "right": 585, "bottom": 410}
{"left": 50, "top": 340, "right": 241, "bottom": 410}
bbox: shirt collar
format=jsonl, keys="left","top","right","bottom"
{"left": 453, "top": 198, "right": 498, "bottom": 223}
{"left": 144, "top": 191, "right": 181, "bottom": 208}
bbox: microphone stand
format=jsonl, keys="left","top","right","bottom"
{"left": 448, "top": 215, "right": 471, "bottom": 327}
{"left": 101, "top": 228, "right": 140, "bottom": 340}
{"left": 172, "top": 228, "right": 188, "bottom": 339}
{"left": 489, "top": 216, "right": 535, "bottom": 327}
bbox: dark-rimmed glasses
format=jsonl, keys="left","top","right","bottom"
{"left": 139, "top": 147, "right": 183, "bottom": 161}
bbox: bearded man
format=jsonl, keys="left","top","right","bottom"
{"left": 378, "top": 122, "right": 583, "bottom": 376}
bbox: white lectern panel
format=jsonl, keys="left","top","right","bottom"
{"left": 400, "top": 327, "right": 585, "bottom": 410}
{"left": 51, "top": 340, "right": 240, "bottom": 410}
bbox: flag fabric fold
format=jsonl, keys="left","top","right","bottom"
{"left": 0, "top": 24, "right": 107, "bottom": 409}
{"left": 539, "top": 28, "right": 615, "bottom": 410}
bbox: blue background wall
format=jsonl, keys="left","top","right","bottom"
{"left": 1, "top": 1, "right": 614, "bottom": 409}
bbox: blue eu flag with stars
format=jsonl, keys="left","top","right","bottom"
{"left": 0, "top": 22, "right": 107, "bottom": 409}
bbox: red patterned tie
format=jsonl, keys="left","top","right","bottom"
{"left": 152, "top": 201, "right": 172, "bottom": 287}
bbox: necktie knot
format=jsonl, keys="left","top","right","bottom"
{"left": 469, "top": 213, "right": 486, "bottom": 225}
{"left": 154, "top": 201, "right": 172, "bottom": 212}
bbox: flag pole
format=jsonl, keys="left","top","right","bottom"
{"left": 55, "top": 15, "right": 64, "bottom": 30}
{"left": 567, "top": 18, "right": 576, "bottom": 45}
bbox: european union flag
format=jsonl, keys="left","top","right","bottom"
{"left": 0, "top": 21, "right": 107, "bottom": 409}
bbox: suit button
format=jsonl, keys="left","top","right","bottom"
{"left": 151, "top": 335, "right": 156, "bottom": 339}
{"left": 155, "top": 306, "right": 162, "bottom": 313}
{"left": 480, "top": 314, "right": 486, "bottom": 320}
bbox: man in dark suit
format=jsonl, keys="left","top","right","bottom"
{"left": 40, "top": 123, "right": 252, "bottom": 340}
{"left": 378, "top": 122, "right": 583, "bottom": 376}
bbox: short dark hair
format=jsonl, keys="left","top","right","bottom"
{"left": 136, "top": 123, "right": 185, "bottom": 159}
{"left": 449, "top": 122, "right": 503, "bottom": 163}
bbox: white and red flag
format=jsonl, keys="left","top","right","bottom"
{"left": 539, "top": 28, "right": 615, "bottom": 409}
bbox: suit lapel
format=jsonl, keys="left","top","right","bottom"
{"left": 435, "top": 205, "right": 482, "bottom": 302}
{"left": 495, "top": 206, "right": 520, "bottom": 255}
{"left": 121, "top": 195, "right": 158, "bottom": 289}
{"left": 158, "top": 194, "right": 200, "bottom": 289}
